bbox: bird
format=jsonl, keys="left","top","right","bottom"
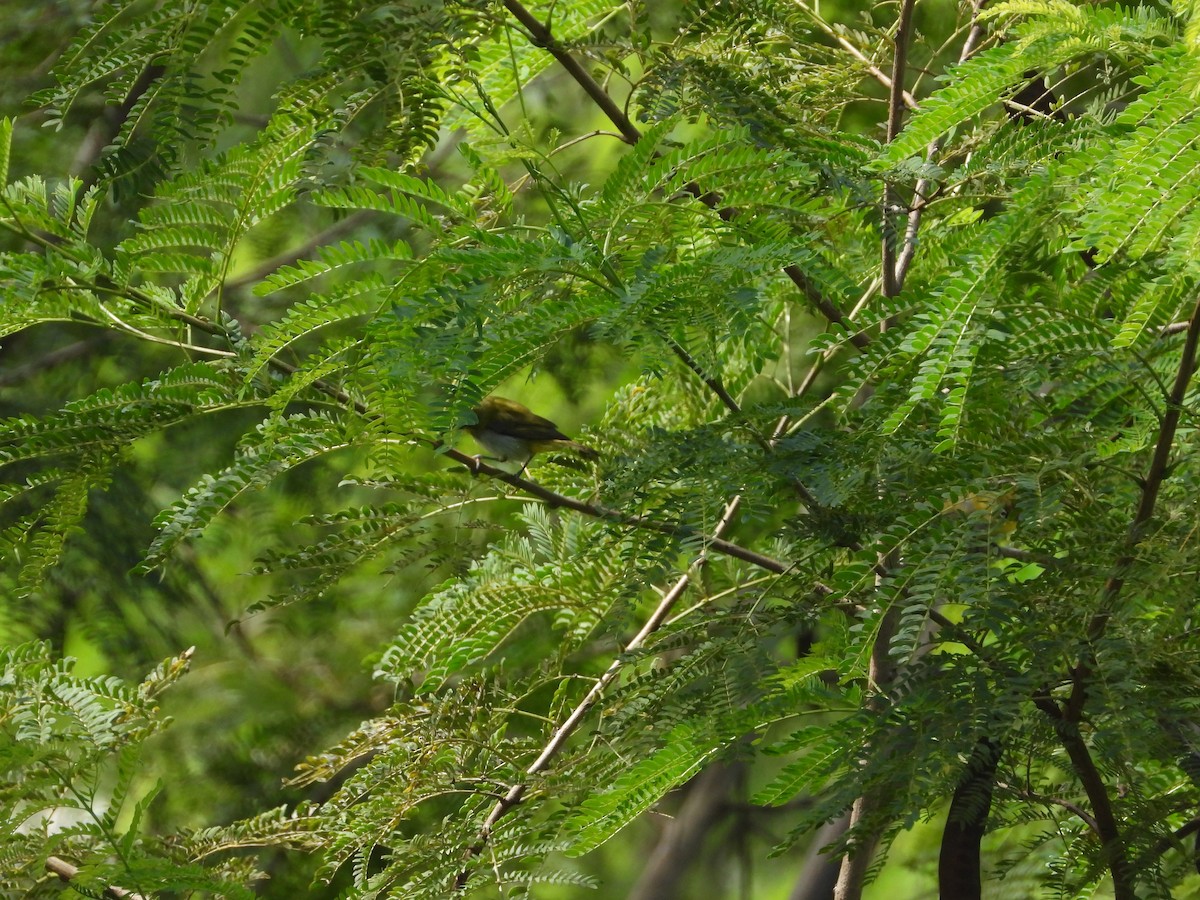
{"left": 465, "top": 396, "right": 597, "bottom": 471}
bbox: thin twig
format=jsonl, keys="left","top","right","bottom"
{"left": 452, "top": 496, "right": 746, "bottom": 890}
{"left": 445, "top": 445, "right": 789, "bottom": 574}
{"left": 792, "top": 2, "right": 918, "bottom": 109}
{"left": 503, "top": 0, "right": 861, "bottom": 344}
{"left": 0, "top": 338, "right": 101, "bottom": 386}
{"left": 785, "top": 264, "right": 871, "bottom": 349}
{"left": 222, "top": 211, "right": 371, "bottom": 292}
{"left": 666, "top": 336, "right": 821, "bottom": 508}
{"left": 1012, "top": 789, "right": 1100, "bottom": 835}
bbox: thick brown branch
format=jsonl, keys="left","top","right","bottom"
{"left": 71, "top": 63, "right": 165, "bottom": 199}
{"left": 1097, "top": 289, "right": 1200, "bottom": 617}
{"left": 1044, "top": 289, "right": 1200, "bottom": 898}
{"left": 1032, "top": 692, "right": 1133, "bottom": 895}
{"left": 1143, "top": 815, "right": 1200, "bottom": 867}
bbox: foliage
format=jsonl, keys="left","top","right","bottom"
{"left": 3, "top": 0, "right": 1200, "bottom": 897}
{"left": 0, "top": 641, "right": 256, "bottom": 896}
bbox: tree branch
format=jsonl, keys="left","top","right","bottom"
{"left": 666, "top": 335, "right": 822, "bottom": 509}
{"left": 894, "top": 0, "right": 988, "bottom": 288}
{"left": 8, "top": 221, "right": 789, "bottom": 577}
{"left": 880, "top": 0, "right": 917, "bottom": 300}
{"left": 444, "top": 444, "right": 787, "bottom": 573}
{"left": 939, "top": 737, "right": 1002, "bottom": 900}
{"left": 797, "top": 9, "right": 918, "bottom": 110}
{"left": 1095, "top": 288, "right": 1200, "bottom": 625}
{"left": 627, "top": 763, "right": 744, "bottom": 900}
{"left": 1042, "top": 288, "right": 1200, "bottom": 899}
{"left": 1143, "top": 815, "right": 1200, "bottom": 867}
{"left": 221, "top": 211, "right": 371, "bottom": 292}
{"left": 502, "top": 0, "right": 863, "bottom": 347}
{"left": 834, "top": 4, "right": 917, "bottom": 895}
{"left": 45, "top": 856, "right": 145, "bottom": 900}
{"left": 1032, "top": 689, "right": 1131, "bottom": 895}
{"left": 70, "top": 63, "right": 165, "bottom": 200}
{"left": 452, "top": 496, "right": 746, "bottom": 890}
{"left": 502, "top": 0, "right": 641, "bottom": 144}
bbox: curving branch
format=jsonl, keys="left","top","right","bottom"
{"left": 939, "top": 738, "right": 1002, "bottom": 900}
{"left": 1032, "top": 688, "right": 1130, "bottom": 894}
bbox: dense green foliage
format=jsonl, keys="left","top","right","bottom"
{"left": 5, "top": 0, "right": 1200, "bottom": 897}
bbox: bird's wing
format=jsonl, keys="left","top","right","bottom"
{"left": 494, "top": 413, "right": 571, "bottom": 442}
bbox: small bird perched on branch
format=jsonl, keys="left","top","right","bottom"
{"left": 466, "top": 396, "right": 598, "bottom": 471}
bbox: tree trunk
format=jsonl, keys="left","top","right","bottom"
{"left": 939, "top": 737, "right": 1001, "bottom": 899}
{"left": 628, "top": 763, "right": 741, "bottom": 900}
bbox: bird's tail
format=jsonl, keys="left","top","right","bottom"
{"left": 564, "top": 440, "right": 599, "bottom": 460}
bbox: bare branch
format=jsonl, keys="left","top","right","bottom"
{"left": 793, "top": 3, "right": 918, "bottom": 109}
{"left": 45, "top": 856, "right": 145, "bottom": 900}
{"left": 1161, "top": 320, "right": 1191, "bottom": 337}
{"left": 445, "top": 444, "right": 789, "bottom": 573}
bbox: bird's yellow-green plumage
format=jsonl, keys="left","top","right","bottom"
{"left": 466, "top": 396, "right": 597, "bottom": 465}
